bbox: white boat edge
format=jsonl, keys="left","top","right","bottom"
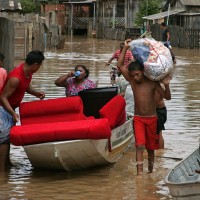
{"left": 23, "top": 117, "right": 134, "bottom": 171}
{"left": 164, "top": 147, "right": 200, "bottom": 200}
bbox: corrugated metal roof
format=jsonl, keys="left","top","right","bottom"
{"left": 0, "top": 0, "right": 22, "bottom": 11}
{"left": 142, "top": 8, "right": 186, "bottom": 20}
{"left": 180, "top": 0, "right": 200, "bottom": 6}
{"left": 178, "top": 12, "right": 200, "bottom": 16}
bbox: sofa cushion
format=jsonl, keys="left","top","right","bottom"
{"left": 19, "top": 96, "right": 84, "bottom": 125}
{"left": 21, "top": 113, "right": 88, "bottom": 125}
{"left": 99, "top": 95, "right": 126, "bottom": 129}
{"left": 10, "top": 118, "right": 111, "bottom": 146}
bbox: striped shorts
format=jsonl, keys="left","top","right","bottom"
{"left": 0, "top": 107, "right": 14, "bottom": 144}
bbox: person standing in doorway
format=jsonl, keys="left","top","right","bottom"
{"left": 0, "top": 50, "right": 45, "bottom": 172}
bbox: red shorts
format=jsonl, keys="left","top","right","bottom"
{"left": 133, "top": 115, "right": 159, "bottom": 150}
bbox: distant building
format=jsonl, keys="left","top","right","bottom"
{"left": 0, "top": 0, "right": 45, "bottom": 71}
{"left": 143, "top": 0, "right": 200, "bottom": 28}
{"left": 0, "top": 0, "right": 22, "bottom": 12}
{"left": 41, "top": 4, "right": 66, "bottom": 34}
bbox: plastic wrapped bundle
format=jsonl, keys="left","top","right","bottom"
{"left": 129, "top": 38, "right": 173, "bottom": 81}
{"left": 116, "top": 75, "right": 129, "bottom": 94}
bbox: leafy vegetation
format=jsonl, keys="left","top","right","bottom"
{"left": 20, "top": 0, "right": 40, "bottom": 14}
{"left": 135, "top": 0, "right": 161, "bottom": 26}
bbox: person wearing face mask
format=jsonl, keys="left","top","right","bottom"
{"left": 55, "top": 65, "right": 96, "bottom": 97}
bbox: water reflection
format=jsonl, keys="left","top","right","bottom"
{"left": 1, "top": 36, "right": 200, "bottom": 200}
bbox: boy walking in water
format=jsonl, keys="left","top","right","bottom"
{"left": 117, "top": 39, "right": 171, "bottom": 175}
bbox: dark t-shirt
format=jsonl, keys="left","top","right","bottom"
{"left": 162, "top": 28, "right": 169, "bottom": 41}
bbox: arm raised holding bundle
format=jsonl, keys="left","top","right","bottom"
{"left": 117, "top": 39, "right": 132, "bottom": 81}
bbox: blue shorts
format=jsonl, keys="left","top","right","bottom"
{"left": 0, "top": 107, "right": 14, "bottom": 144}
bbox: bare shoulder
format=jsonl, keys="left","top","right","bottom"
{"left": 6, "top": 77, "right": 20, "bottom": 88}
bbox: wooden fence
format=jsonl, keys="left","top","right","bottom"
{"left": 150, "top": 23, "right": 200, "bottom": 49}
{"left": 0, "top": 17, "right": 15, "bottom": 72}
{"left": 104, "top": 28, "right": 126, "bottom": 41}
{"left": 102, "top": 27, "right": 141, "bottom": 41}
{"left": 0, "top": 15, "right": 46, "bottom": 71}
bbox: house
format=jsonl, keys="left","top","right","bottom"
{"left": 143, "top": 0, "right": 200, "bottom": 28}
{"left": 59, "top": 0, "right": 96, "bottom": 35}
{"left": 0, "top": 0, "right": 21, "bottom": 12}
{"left": 143, "top": 0, "right": 200, "bottom": 48}
{"left": 0, "top": 0, "right": 46, "bottom": 71}
{"left": 57, "top": 0, "right": 139, "bottom": 39}
{"left": 95, "top": 0, "right": 139, "bottom": 39}
{"left": 0, "top": 0, "right": 22, "bottom": 71}
{"left": 171, "top": 0, "right": 200, "bottom": 28}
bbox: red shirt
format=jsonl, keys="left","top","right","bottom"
{"left": 111, "top": 49, "right": 133, "bottom": 66}
{"left": 2, "top": 63, "right": 32, "bottom": 109}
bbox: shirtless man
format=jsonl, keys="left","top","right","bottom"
{"left": 117, "top": 39, "right": 171, "bottom": 175}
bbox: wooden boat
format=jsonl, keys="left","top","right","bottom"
{"left": 164, "top": 146, "right": 200, "bottom": 200}
{"left": 10, "top": 87, "right": 134, "bottom": 171}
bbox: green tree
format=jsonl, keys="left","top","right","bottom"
{"left": 20, "top": 0, "right": 41, "bottom": 14}
{"left": 135, "top": 0, "right": 161, "bottom": 26}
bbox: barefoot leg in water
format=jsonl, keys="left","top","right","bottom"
{"left": 147, "top": 149, "right": 154, "bottom": 173}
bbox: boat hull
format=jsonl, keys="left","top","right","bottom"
{"left": 164, "top": 147, "right": 200, "bottom": 200}
{"left": 23, "top": 118, "right": 134, "bottom": 171}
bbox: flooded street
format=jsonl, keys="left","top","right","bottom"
{"left": 1, "top": 36, "right": 200, "bottom": 200}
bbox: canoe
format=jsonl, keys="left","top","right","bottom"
{"left": 164, "top": 146, "right": 200, "bottom": 200}
{"left": 10, "top": 87, "right": 134, "bottom": 171}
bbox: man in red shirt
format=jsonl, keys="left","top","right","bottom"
{"left": 0, "top": 50, "right": 45, "bottom": 171}
{"left": 106, "top": 43, "right": 134, "bottom": 85}
{"left": 106, "top": 42, "right": 133, "bottom": 67}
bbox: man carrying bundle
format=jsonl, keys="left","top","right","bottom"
{"left": 117, "top": 39, "right": 171, "bottom": 175}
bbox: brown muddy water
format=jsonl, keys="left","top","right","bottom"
{"left": 0, "top": 36, "right": 200, "bottom": 200}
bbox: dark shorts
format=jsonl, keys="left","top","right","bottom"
{"left": 156, "top": 107, "right": 167, "bottom": 133}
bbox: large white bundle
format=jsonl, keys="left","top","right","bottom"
{"left": 129, "top": 38, "right": 173, "bottom": 81}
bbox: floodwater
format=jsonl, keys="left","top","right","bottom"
{"left": 1, "top": 35, "right": 200, "bottom": 200}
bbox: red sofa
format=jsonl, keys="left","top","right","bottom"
{"left": 10, "top": 95, "right": 126, "bottom": 146}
